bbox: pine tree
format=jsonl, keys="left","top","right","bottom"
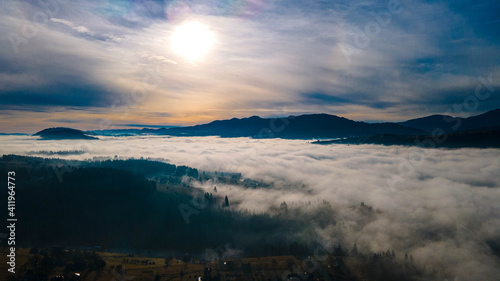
{"left": 224, "top": 196, "right": 229, "bottom": 207}
{"left": 351, "top": 243, "right": 358, "bottom": 256}
{"left": 280, "top": 202, "right": 288, "bottom": 210}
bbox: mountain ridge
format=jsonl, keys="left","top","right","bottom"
{"left": 28, "top": 109, "right": 500, "bottom": 140}
{"left": 127, "top": 109, "right": 500, "bottom": 139}
{"left": 398, "top": 109, "right": 500, "bottom": 134}
{"left": 148, "top": 113, "right": 425, "bottom": 139}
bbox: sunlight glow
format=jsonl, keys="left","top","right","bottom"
{"left": 171, "top": 21, "right": 215, "bottom": 60}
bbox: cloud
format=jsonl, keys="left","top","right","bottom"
{"left": 50, "top": 17, "right": 119, "bottom": 41}
{"left": 1, "top": 0, "right": 499, "bottom": 129}
{"left": 50, "top": 18, "right": 74, "bottom": 28}
{"left": 1, "top": 135, "right": 499, "bottom": 279}
{"left": 51, "top": 17, "right": 91, "bottom": 34}
{"left": 45, "top": 118, "right": 86, "bottom": 124}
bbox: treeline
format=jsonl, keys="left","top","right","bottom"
{"left": 86, "top": 158, "right": 198, "bottom": 186}
{"left": 0, "top": 155, "right": 315, "bottom": 255}
{"left": 87, "top": 158, "right": 198, "bottom": 179}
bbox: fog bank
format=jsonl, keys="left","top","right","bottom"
{"left": 1, "top": 135, "right": 499, "bottom": 280}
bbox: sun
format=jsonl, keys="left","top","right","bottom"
{"left": 171, "top": 21, "right": 215, "bottom": 60}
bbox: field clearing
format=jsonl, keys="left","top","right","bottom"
{"left": 0, "top": 249, "right": 335, "bottom": 281}
{"left": 0, "top": 248, "right": 367, "bottom": 281}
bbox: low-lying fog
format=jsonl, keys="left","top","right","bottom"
{"left": 1, "top": 135, "right": 499, "bottom": 280}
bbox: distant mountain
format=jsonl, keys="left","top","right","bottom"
{"left": 87, "top": 129, "right": 147, "bottom": 137}
{"left": 34, "top": 127, "right": 98, "bottom": 140}
{"left": 398, "top": 115, "right": 459, "bottom": 134}
{"left": 459, "top": 109, "right": 500, "bottom": 132}
{"left": 0, "top": 133, "right": 29, "bottom": 136}
{"left": 399, "top": 109, "right": 500, "bottom": 134}
{"left": 152, "top": 114, "right": 425, "bottom": 139}
{"left": 87, "top": 127, "right": 178, "bottom": 136}
{"left": 313, "top": 126, "right": 500, "bottom": 148}
{"left": 35, "top": 109, "right": 499, "bottom": 140}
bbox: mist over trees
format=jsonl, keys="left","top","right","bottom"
{"left": 0, "top": 156, "right": 318, "bottom": 255}
{"left": 0, "top": 155, "right": 479, "bottom": 280}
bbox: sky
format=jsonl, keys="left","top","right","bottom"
{"left": 0, "top": 0, "right": 499, "bottom": 133}
{"left": 1, "top": 135, "right": 500, "bottom": 280}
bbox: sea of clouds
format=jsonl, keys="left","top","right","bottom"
{"left": 1, "top": 135, "right": 499, "bottom": 280}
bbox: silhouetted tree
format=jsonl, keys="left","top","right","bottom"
{"left": 280, "top": 201, "right": 288, "bottom": 213}
{"left": 351, "top": 243, "right": 359, "bottom": 257}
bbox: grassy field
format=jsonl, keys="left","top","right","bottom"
{"left": 93, "top": 253, "right": 305, "bottom": 281}
{"left": 0, "top": 248, "right": 298, "bottom": 281}
{"left": 0, "top": 248, "right": 366, "bottom": 281}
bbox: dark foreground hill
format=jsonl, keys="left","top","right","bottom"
{"left": 0, "top": 155, "right": 317, "bottom": 256}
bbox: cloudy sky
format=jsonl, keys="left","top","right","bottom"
{"left": 1, "top": 0, "right": 499, "bottom": 133}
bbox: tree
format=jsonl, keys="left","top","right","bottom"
{"left": 224, "top": 196, "right": 229, "bottom": 207}
{"left": 213, "top": 186, "right": 217, "bottom": 192}
{"left": 280, "top": 202, "right": 288, "bottom": 210}
{"left": 351, "top": 243, "right": 358, "bottom": 256}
